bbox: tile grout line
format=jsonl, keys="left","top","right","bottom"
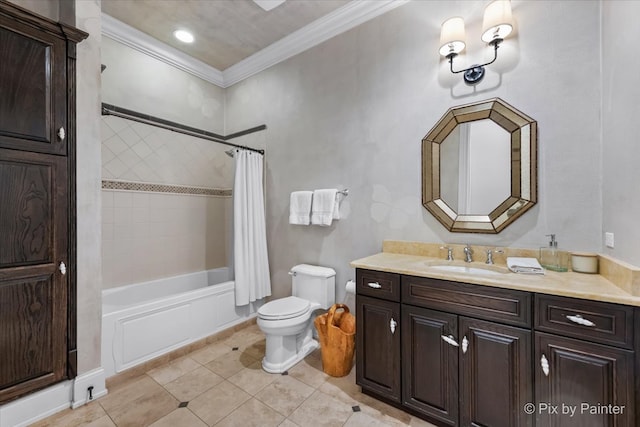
{"left": 209, "top": 385, "right": 252, "bottom": 426}
{"left": 185, "top": 406, "right": 209, "bottom": 427}
{"left": 145, "top": 358, "right": 233, "bottom": 425}
{"left": 96, "top": 400, "right": 118, "bottom": 427}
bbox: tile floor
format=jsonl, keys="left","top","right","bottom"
{"left": 32, "top": 324, "right": 436, "bottom": 427}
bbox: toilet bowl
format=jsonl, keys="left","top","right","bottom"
{"left": 257, "top": 296, "right": 320, "bottom": 373}
{"left": 257, "top": 264, "right": 335, "bottom": 373}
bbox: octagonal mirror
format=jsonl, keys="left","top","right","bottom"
{"left": 422, "top": 98, "right": 537, "bottom": 233}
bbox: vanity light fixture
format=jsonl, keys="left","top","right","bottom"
{"left": 173, "top": 29, "right": 194, "bottom": 44}
{"left": 439, "top": 0, "right": 514, "bottom": 85}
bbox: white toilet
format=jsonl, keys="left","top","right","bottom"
{"left": 257, "top": 264, "right": 336, "bottom": 373}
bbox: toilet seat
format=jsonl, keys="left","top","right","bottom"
{"left": 258, "top": 296, "right": 310, "bottom": 321}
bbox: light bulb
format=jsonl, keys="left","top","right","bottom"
{"left": 173, "top": 30, "right": 194, "bottom": 44}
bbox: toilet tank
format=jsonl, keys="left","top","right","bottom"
{"left": 290, "top": 264, "right": 336, "bottom": 309}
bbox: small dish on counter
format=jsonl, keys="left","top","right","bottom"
{"left": 570, "top": 252, "right": 599, "bottom": 274}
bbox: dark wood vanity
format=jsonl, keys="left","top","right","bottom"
{"left": 355, "top": 268, "right": 637, "bottom": 427}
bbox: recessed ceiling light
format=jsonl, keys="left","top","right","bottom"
{"left": 173, "top": 30, "right": 194, "bottom": 44}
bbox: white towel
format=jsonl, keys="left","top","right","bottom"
{"left": 311, "top": 189, "right": 338, "bottom": 226}
{"left": 333, "top": 192, "right": 342, "bottom": 220}
{"left": 507, "top": 257, "right": 545, "bottom": 275}
{"left": 289, "top": 191, "right": 313, "bottom": 225}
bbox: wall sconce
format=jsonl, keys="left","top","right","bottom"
{"left": 439, "top": 0, "right": 514, "bottom": 85}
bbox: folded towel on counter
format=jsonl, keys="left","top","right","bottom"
{"left": 507, "top": 257, "right": 545, "bottom": 275}
{"left": 289, "top": 191, "right": 313, "bottom": 225}
{"left": 311, "top": 189, "right": 338, "bottom": 226}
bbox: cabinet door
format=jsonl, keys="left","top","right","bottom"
{"left": 402, "top": 305, "right": 459, "bottom": 426}
{"left": 0, "top": 149, "right": 68, "bottom": 403}
{"left": 0, "top": 15, "right": 67, "bottom": 155}
{"left": 460, "top": 317, "right": 533, "bottom": 427}
{"left": 535, "top": 332, "right": 635, "bottom": 427}
{"left": 356, "top": 295, "right": 401, "bottom": 402}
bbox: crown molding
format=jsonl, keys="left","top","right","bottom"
{"left": 101, "top": 0, "right": 410, "bottom": 88}
{"left": 223, "top": 0, "right": 410, "bottom": 87}
{"left": 101, "top": 13, "right": 225, "bottom": 87}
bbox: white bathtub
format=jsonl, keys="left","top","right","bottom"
{"left": 101, "top": 268, "right": 262, "bottom": 378}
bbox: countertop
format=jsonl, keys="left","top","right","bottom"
{"left": 350, "top": 241, "right": 640, "bottom": 307}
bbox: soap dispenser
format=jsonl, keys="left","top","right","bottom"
{"left": 539, "top": 234, "right": 568, "bottom": 272}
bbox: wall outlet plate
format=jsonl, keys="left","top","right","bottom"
{"left": 605, "top": 232, "right": 615, "bottom": 248}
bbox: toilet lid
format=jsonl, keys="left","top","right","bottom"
{"left": 258, "top": 296, "right": 310, "bottom": 320}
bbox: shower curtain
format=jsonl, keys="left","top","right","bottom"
{"left": 233, "top": 149, "right": 271, "bottom": 306}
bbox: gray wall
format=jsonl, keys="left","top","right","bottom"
{"left": 7, "top": 0, "right": 60, "bottom": 21}
{"left": 101, "top": 37, "right": 225, "bottom": 133}
{"left": 75, "top": 0, "right": 103, "bottom": 374}
{"left": 602, "top": 1, "right": 640, "bottom": 267}
{"left": 225, "top": 0, "right": 605, "bottom": 302}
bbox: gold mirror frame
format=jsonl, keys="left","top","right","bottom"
{"left": 422, "top": 98, "right": 537, "bottom": 233}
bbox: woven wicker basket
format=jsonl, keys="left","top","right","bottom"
{"left": 314, "top": 303, "right": 355, "bottom": 377}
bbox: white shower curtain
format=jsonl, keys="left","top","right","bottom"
{"left": 233, "top": 149, "right": 271, "bottom": 306}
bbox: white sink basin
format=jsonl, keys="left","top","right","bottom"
{"left": 424, "top": 261, "right": 509, "bottom": 276}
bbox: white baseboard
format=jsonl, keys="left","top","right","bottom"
{"left": 0, "top": 381, "right": 72, "bottom": 427}
{"left": 72, "top": 368, "right": 108, "bottom": 409}
{"left": 0, "top": 368, "right": 108, "bottom": 427}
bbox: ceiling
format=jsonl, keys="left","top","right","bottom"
{"left": 101, "top": 0, "right": 351, "bottom": 71}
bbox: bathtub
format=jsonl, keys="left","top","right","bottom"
{"left": 101, "top": 268, "right": 262, "bottom": 378}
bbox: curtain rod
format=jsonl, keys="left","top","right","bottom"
{"left": 101, "top": 103, "right": 266, "bottom": 155}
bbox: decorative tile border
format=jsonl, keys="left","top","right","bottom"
{"left": 102, "top": 180, "right": 232, "bottom": 196}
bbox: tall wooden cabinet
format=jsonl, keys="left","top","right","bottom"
{"left": 0, "top": 1, "right": 87, "bottom": 403}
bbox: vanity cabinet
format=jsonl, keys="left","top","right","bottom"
{"left": 402, "top": 305, "right": 459, "bottom": 425}
{"left": 534, "top": 295, "right": 635, "bottom": 427}
{"left": 400, "top": 275, "right": 532, "bottom": 427}
{"left": 459, "top": 317, "right": 532, "bottom": 427}
{"left": 355, "top": 268, "right": 637, "bottom": 427}
{"left": 355, "top": 270, "right": 401, "bottom": 402}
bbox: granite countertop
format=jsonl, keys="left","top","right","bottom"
{"left": 350, "top": 241, "right": 640, "bottom": 307}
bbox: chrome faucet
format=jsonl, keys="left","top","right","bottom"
{"left": 485, "top": 248, "right": 504, "bottom": 265}
{"left": 463, "top": 244, "right": 473, "bottom": 263}
{"left": 440, "top": 246, "right": 454, "bottom": 261}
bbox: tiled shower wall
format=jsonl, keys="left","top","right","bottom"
{"left": 101, "top": 115, "right": 233, "bottom": 289}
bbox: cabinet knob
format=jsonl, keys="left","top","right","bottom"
{"left": 461, "top": 335, "right": 468, "bottom": 354}
{"left": 367, "top": 282, "right": 382, "bottom": 289}
{"left": 565, "top": 314, "right": 596, "bottom": 327}
{"left": 59, "top": 261, "right": 67, "bottom": 275}
{"left": 57, "top": 127, "right": 65, "bottom": 141}
{"left": 441, "top": 334, "right": 460, "bottom": 347}
{"left": 390, "top": 318, "right": 397, "bottom": 334}
{"left": 541, "top": 354, "right": 550, "bottom": 376}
